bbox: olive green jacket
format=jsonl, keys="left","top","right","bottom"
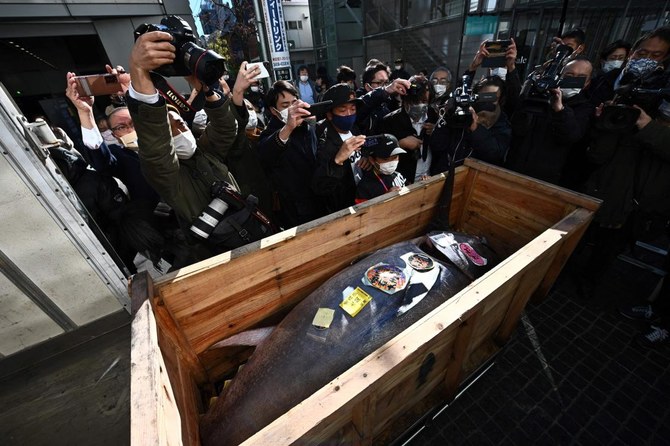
{"left": 128, "top": 94, "right": 243, "bottom": 223}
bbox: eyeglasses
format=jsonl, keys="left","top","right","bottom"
{"left": 431, "top": 78, "right": 450, "bottom": 86}
{"left": 369, "top": 80, "right": 389, "bottom": 87}
{"left": 111, "top": 122, "right": 134, "bottom": 133}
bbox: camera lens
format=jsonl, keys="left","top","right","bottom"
{"left": 190, "top": 197, "right": 229, "bottom": 240}
{"left": 182, "top": 42, "right": 226, "bottom": 86}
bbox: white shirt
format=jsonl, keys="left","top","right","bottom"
{"left": 411, "top": 118, "right": 432, "bottom": 182}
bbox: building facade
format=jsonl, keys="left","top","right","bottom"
{"left": 283, "top": 0, "right": 315, "bottom": 74}
{"left": 0, "top": 0, "right": 195, "bottom": 126}
{"left": 361, "top": 0, "right": 670, "bottom": 80}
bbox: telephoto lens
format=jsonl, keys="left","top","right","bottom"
{"left": 190, "top": 197, "right": 229, "bottom": 240}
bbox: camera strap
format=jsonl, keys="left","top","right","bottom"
{"left": 149, "top": 72, "right": 198, "bottom": 124}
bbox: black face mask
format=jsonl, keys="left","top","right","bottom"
{"left": 473, "top": 102, "right": 497, "bottom": 113}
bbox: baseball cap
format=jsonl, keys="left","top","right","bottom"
{"left": 363, "top": 134, "right": 406, "bottom": 158}
{"left": 322, "top": 84, "right": 358, "bottom": 110}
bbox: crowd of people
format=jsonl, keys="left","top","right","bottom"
{"left": 55, "top": 25, "right": 670, "bottom": 346}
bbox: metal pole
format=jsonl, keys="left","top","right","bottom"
{"left": 455, "top": 0, "right": 469, "bottom": 78}
{"left": 253, "top": 0, "right": 270, "bottom": 64}
{"left": 557, "top": 0, "right": 569, "bottom": 37}
{"left": 619, "top": 0, "right": 632, "bottom": 40}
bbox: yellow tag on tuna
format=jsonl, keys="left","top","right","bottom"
{"left": 340, "top": 287, "right": 372, "bottom": 317}
{"left": 312, "top": 308, "right": 335, "bottom": 329}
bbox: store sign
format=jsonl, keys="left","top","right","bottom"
{"left": 262, "top": 0, "right": 291, "bottom": 70}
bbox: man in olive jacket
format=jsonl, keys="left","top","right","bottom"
{"left": 127, "top": 30, "right": 259, "bottom": 225}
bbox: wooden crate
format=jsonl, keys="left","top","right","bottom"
{"left": 130, "top": 159, "right": 600, "bottom": 446}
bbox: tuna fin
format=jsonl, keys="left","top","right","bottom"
{"left": 209, "top": 326, "right": 275, "bottom": 349}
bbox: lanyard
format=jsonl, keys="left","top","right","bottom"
{"left": 374, "top": 171, "right": 389, "bottom": 193}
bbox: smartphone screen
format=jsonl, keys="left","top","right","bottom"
{"left": 74, "top": 74, "right": 121, "bottom": 97}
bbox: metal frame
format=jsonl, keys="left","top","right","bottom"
{"left": 0, "top": 83, "right": 130, "bottom": 312}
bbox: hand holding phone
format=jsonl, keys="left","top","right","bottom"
{"left": 306, "top": 100, "right": 333, "bottom": 118}
{"left": 74, "top": 73, "right": 122, "bottom": 97}
{"left": 246, "top": 62, "right": 270, "bottom": 80}
{"left": 482, "top": 40, "right": 512, "bottom": 68}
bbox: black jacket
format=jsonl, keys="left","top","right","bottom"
{"left": 312, "top": 120, "right": 361, "bottom": 214}
{"left": 258, "top": 116, "right": 327, "bottom": 228}
{"left": 506, "top": 92, "right": 594, "bottom": 184}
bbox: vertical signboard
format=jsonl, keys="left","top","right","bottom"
{"left": 261, "top": 0, "right": 292, "bottom": 80}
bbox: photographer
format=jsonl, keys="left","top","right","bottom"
{"left": 312, "top": 80, "right": 409, "bottom": 213}
{"left": 257, "top": 80, "right": 327, "bottom": 228}
{"left": 378, "top": 75, "right": 435, "bottom": 184}
{"left": 505, "top": 57, "right": 595, "bottom": 185}
{"left": 127, "top": 30, "right": 264, "bottom": 257}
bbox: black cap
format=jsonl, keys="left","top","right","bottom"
{"left": 363, "top": 134, "right": 406, "bottom": 158}
{"left": 322, "top": 84, "right": 358, "bottom": 110}
{"left": 395, "top": 58, "right": 404, "bottom": 64}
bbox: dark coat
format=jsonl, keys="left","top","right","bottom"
{"left": 585, "top": 120, "right": 670, "bottom": 227}
{"left": 312, "top": 119, "right": 361, "bottom": 214}
{"left": 505, "top": 92, "right": 594, "bottom": 184}
{"left": 258, "top": 116, "right": 327, "bottom": 228}
{"left": 87, "top": 141, "right": 160, "bottom": 207}
{"left": 356, "top": 169, "right": 403, "bottom": 202}
{"left": 377, "top": 107, "right": 422, "bottom": 183}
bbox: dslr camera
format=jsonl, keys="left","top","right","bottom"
{"left": 436, "top": 75, "right": 497, "bottom": 128}
{"left": 521, "top": 44, "right": 580, "bottom": 113}
{"left": 134, "top": 15, "right": 225, "bottom": 87}
{"left": 190, "top": 181, "right": 243, "bottom": 240}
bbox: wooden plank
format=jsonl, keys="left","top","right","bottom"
{"left": 443, "top": 308, "right": 482, "bottom": 399}
{"left": 130, "top": 299, "right": 183, "bottom": 446}
{"left": 352, "top": 392, "right": 377, "bottom": 446}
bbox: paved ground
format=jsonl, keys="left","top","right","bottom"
{"left": 404, "top": 254, "right": 670, "bottom": 445}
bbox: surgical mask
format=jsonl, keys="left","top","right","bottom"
{"left": 101, "top": 129, "right": 117, "bottom": 145}
{"left": 173, "top": 131, "right": 197, "bottom": 159}
{"left": 625, "top": 58, "right": 660, "bottom": 79}
{"left": 395, "top": 65, "right": 402, "bottom": 70}
{"left": 330, "top": 113, "right": 356, "bottom": 132}
{"left": 246, "top": 109, "right": 258, "bottom": 129}
{"left": 560, "top": 88, "right": 581, "bottom": 99}
{"left": 274, "top": 107, "right": 289, "bottom": 123}
{"left": 223, "top": 75, "right": 230, "bottom": 81}
{"left": 490, "top": 67, "right": 507, "bottom": 80}
{"left": 408, "top": 103, "right": 428, "bottom": 122}
{"left": 434, "top": 84, "right": 447, "bottom": 96}
{"left": 300, "top": 75, "right": 309, "bottom": 82}
{"left": 119, "top": 130, "right": 139, "bottom": 149}
{"left": 250, "top": 85, "right": 260, "bottom": 92}
{"left": 602, "top": 60, "right": 623, "bottom": 73}
{"left": 377, "top": 159, "right": 399, "bottom": 175}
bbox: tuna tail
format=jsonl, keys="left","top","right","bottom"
{"left": 208, "top": 326, "right": 275, "bottom": 349}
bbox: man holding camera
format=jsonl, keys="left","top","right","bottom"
{"left": 127, "top": 30, "right": 263, "bottom": 255}
{"left": 312, "top": 80, "right": 409, "bottom": 214}
{"left": 505, "top": 57, "right": 594, "bottom": 185}
{"left": 257, "top": 80, "right": 327, "bottom": 229}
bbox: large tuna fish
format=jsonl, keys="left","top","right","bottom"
{"left": 200, "top": 233, "right": 497, "bottom": 445}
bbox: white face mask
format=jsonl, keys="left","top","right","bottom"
{"left": 173, "top": 131, "right": 197, "bottom": 159}
{"left": 395, "top": 65, "right": 402, "bottom": 70}
{"left": 246, "top": 109, "right": 258, "bottom": 129}
{"left": 250, "top": 85, "right": 260, "bottom": 92}
{"left": 377, "top": 159, "right": 399, "bottom": 175}
{"left": 300, "top": 75, "right": 309, "bottom": 82}
{"left": 560, "top": 88, "right": 581, "bottom": 99}
{"left": 434, "top": 84, "right": 447, "bottom": 96}
{"left": 490, "top": 67, "right": 508, "bottom": 80}
{"left": 223, "top": 75, "right": 230, "bottom": 81}
{"left": 119, "top": 130, "right": 139, "bottom": 150}
{"left": 274, "top": 107, "right": 289, "bottom": 123}
{"left": 602, "top": 60, "right": 623, "bottom": 73}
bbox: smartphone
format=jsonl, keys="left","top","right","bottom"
{"left": 482, "top": 40, "right": 512, "bottom": 68}
{"left": 74, "top": 73, "right": 122, "bottom": 97}
{"left": 306, "top": 100, "right": 333, "bottom": 117}
{"left": 246, "top": 62, "right": 270, "bottom": 80}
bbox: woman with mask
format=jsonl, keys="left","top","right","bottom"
{"left": 588, "top": 40, "right": 632, "bottom": 106}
